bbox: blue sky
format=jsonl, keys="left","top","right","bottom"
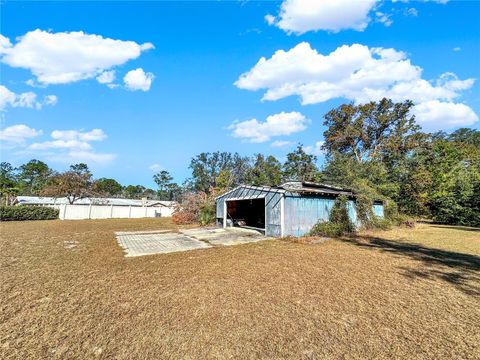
{"left": 1, "top": 0, "right": 479, "bottom": 189}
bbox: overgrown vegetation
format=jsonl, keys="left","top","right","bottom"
{"left": 321, "top": 99, "right": 480, "bottom": 227}
{"left": 309, "top": 196, "right": 355, "bottom": 237}
{"left": 172, "top": 187, "right": 222, "bottom": 226}
{"left": 2, "top": 98, "right": 479, "bottom": 227}
{"left": 0, "top": 205, "right": 59, "bottom": 221}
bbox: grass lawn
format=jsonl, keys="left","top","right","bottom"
{"left": 1, "top": 219, "right": 479, "bottom": 359}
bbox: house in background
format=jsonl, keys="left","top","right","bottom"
{"left": 15, "top": 196, "right": 176, "bottom": 220}
{"left": 216, "top": 182, "right": 384, "bottom": 237}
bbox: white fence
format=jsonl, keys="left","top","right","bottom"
{"left": 53, "top": 204, "right": 173, "bottom": 220}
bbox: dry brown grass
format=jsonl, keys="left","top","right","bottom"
{"left": 1, "top": 218, "right": 479, "bottom": 359}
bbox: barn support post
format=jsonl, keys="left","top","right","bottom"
{"left": 280, "top": 196, "right": 285, "bottom": 237}
{"left": 223, "top": 200, "right": 227, "bottom": 228}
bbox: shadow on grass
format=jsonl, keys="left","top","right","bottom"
{"left": 430, "top": 225, "right": 480, "bottom": 232}
{"left": 341, "top": 235, "right": 480, "bottom": 297}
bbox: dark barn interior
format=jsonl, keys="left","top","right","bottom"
{"left": 226, "top": 198, "right": 265, "bottom": 230}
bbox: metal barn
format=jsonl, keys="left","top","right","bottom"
{"left": 215, "top": 182, "right": 384, "bottom": 237}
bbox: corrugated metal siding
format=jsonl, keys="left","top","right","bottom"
{"left": 284, "top": 195, "right": 334, "bottom": 237}
{"left": 347, "top": 200, "right": 359, "bottom": 227}
{"left": 265, "top": 192, "right": 282, "bottom": 237}
{"left": 284, "top": 196, "right": 361, "bottom": 237}
{"left": 216, "top": 199, "right": 224, "bottom": 219}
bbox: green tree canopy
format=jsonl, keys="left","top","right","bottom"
{"left": 189, "top": 152, "right": 250, "bottom": 193}
{"left": 93, "top": 178, "right": 123, "bottom": 196}
{"left": 283, "top": 145, "right": 320, "bottom": 182}
{"left": 153, "top": 170, "right": 180, "bottom": 200}
{"left": 41, "top": 167, "right": 95, "bottom": 204}
{"left": 323, "top": 98, "right": 425, "bottom": 165}
{"left": 17, "top": 159, "right": 53, "bottom": 195}
{"left": 123, "top": 185, "right": 146, "bottom": 199}
{"left": 247, "top": 154, "right": 283, "bottom": 187}
{"left": 0, "top": 162, "right": 19, "bottom": 205}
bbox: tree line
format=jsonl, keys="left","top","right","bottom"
{"left": 0, "top": 161, "right": 179, "bottom": 204}
{"left": 1, "top": 98, "right": 479, "bottom": 226}
{"left": 0, "top": 145, "right": 319, "bottom": 204}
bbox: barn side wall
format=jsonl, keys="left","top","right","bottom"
{"left": 265, "top": 192, "right": 283, "bottom": 237}
{"left": 283, "top": 195, "right": 359, "bottom": 237}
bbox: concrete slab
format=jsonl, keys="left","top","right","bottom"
{"left": 115, "top": 230, "right": 171, "bottom": 236}
{"left": 116, "top": 232, "right": 210, "bottom": 257}
{"left": 180, "top": 227, "right": 272, "bottom": 246}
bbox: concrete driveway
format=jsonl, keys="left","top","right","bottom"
{"left": 116, "top": 227, "right": 271, "bottom": 257}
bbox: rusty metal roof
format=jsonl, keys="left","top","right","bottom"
{"left": 216, "top": 182, "right": 354, "bottom": 200}
{"left": 279, "top": 182, "right": 354, "bottom": 197}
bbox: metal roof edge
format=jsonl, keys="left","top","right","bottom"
{"left": 215, "top": 184, "right": 286, "bottom": 200}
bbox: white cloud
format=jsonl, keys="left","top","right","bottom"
{"left": 0, "top": 29, "right": 154, "bottom": 85}
{"left": 0, "top": 86, "right": 17, "bottom": 110}
{"left": 0, "top": 34, "right": 12, "bottom": 53}
{"left": 0, "top": 85, "right": 57, "bottom": 111}
{"left": 405, "top": 7, "right": 418, "bottom": 17}
{"left": 96, "top": 70, "right": 116, "bottom": 86}
{"left": 29, "top": 139, "right": 92, "bottom": 151}
{"left": 27, "top": 128, "right": 115, "bottom": 165}
{"left": 149, "top": 163, "right": 163, "bottom": 172}
{"left": 304, "top": 141, "right": 325, "bottom": 156}
{"left": 44, "top": 95, "right": 58, "bottom": 106}
{"left": 235, "top": 42, "right": 477, "bottom": 130}
{"left": 0, "top": 124, "right": 42, "bottom": 144}
{"left": 375, "top": 12, "right": 393, "bottom": 27}
{"left": 271, "top": 140, "right": 295, "bottom": 148}
{"left": 229, "top": 111, "right": 309, "bottom": 143}
{"left": 267, "top": 0, "right": 379, "bottom": 34}
{"left": 65, "top": 151, "right": 116, "bottom": 165}
{"left": 413, "top": 101, "right": 479, "bottom": 131}
{"left": 265, "top": 14, "right": 275, "bottom": 26}
{"left": 453, "top": 47, "right": 461, "bottom": 52}
{"left": 123, "top": 68, "right": 154, "bottom": 91}
{"left": 51, "top": 128, "right": 107, "bottom": 142}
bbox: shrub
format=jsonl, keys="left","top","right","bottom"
{"left": 309, "top": 221, "right": 349, "bottom": 238}
{"left": 172, "top": 187, "right": 223, "bottom": 226}
{"left": 172, "top": 192, "right": 205, "bottom": 224}
{"left": 0, "top": 206, "right": 59, "bottom": 221}
{"left": 199, "top": 206, "right": 216, "bottom": 226}
{"left": 382, "top": 200, "right": 416, "bottom": 228}
{"left": 371, "top": 216, "right": 393, "bottom": 230}
{"left": 352, "top": 180, "right": 380, "bottom": 230}
{"left": 309, "top": 195, "right": 355, "bottom": 237}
